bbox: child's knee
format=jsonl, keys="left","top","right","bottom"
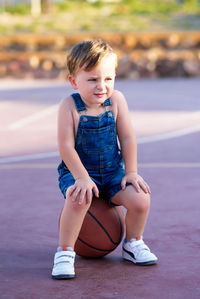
{"left": 129, "top": 192, "right": 150, "bottom": 214}
{"left": 137, "top": 192, "right": 150, "bottom": 213}
{"left": 70, "top": 198, "right": 92, "bottom": 212}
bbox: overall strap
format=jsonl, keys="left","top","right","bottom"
{"left": 72, "top": 93, "right": 111, "bottom": 111}
{"left": 103, "top": 98, "right": 112, "bottom": 107}
{"left": 71, "top": 93, "right": 86, "bottom": 112}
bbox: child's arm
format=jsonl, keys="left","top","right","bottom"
{"left": 112, "top": 90, "right": 150, "bottom": 194}
{"left": 57, "top": 97, "right": 99, "bottom": 203}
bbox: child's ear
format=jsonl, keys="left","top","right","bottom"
{"left": 68, "top": 75, "right": 78, "bottom": 90}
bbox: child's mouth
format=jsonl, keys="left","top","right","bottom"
{"left": 95, "top": 93, "right": 106, "bottom": 98}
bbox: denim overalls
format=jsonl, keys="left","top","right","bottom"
{"left": 58, "top": 93, "right": 128, "bottom": 204}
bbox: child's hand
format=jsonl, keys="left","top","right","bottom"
{"left": 121, "top": 172, "right": 151, "bottom": 194}
{"left": 66, "top": 177, "right": 99, "bottom": 205}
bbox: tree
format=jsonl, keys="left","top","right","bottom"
{"left": 31, "top": 0, "right": 41, "bottom": 16}
{"left": 31, "top": 0, "right": 51, "bottom": 16}
{"left": 41, "top": 0, "right": 52, "bottom": 14}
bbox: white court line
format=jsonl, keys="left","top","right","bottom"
{"left": 1, "top": 122, "right": 200, "bottom": 164}
{"left": 8, "top": 104, "right": 58, "bottom": 130}
{"left": 0, "top": 152, "right": 59, "bottom": 163}
{"left": 137, "top": 123, "right": 200, "bottom": 144}
{"left": 139, "top": 163, "right": 200, "bottom": 168}
{"left": 1, "top": 162, "right": 200, "bottom": 169}
{"left": 0, "top": 80, "right": 67, "bottom": 90}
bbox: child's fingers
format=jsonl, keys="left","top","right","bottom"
{"left": 86, "top": 189, "right": 93, "bottom": 204}
{"left": 132, "top": 180, "right": 141, "bottom": 193}
{"left": 66, "top": 185, "right": 76, "bottom": 197}
{"left": 92, "top": 184, "right": 99, "bottom": 198}
{"left": 145, "top": 183, "right": 151, "bottom": 194}
{"left": 71, "top": 186, "right": 80, "bottom": 201}
{"left": 78, "top": 189, "right": 86, "bottom": 205}
{"left": 121, "top": 177, "right": 127, "bottom": 190}
{"left": 138, "top": 180, "right": 151, "bottom": 194}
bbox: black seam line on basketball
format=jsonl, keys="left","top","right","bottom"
{"left": 123, "top": 247, "right": 136, "bottom": 259}
{"left": 77, "top": 237, "right": 116, "bottom": 252}
{"left": 87, "top": 210, "right": 119, "bottom": 245}
{"left": 113, "top": 207, "right": 123, "bottom": 244}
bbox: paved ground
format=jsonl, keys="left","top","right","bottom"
{"left": 0, "top": 78, "right": 200, "bottom": 299}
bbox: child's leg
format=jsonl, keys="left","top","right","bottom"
{"left": 111, "top": 185, "right": 157, "bottom": 265}
{"left": 52, "top": 194, "right": 92, "bottom": 279}
{"left": 59, "top": 194, "right": 92, "bottom": 249}
{"left": 111, "top": 185, "right": 150, "bottom": 241}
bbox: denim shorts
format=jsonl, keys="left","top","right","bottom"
{"left": 58, "top": 166, "right": 131, "bottom": 206}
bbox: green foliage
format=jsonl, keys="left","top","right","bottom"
{"left": 0, "top": 0, "right": 200, "bottom": 34}
{"left": 181, "top": 0, "right": 200, "bottom": 13}
{"left": 81, "top": 23, "right": 92, "bottom": 30}
{"left": 121, "top": 0, "right": 178, "bottom": 15}
{"left": 55, "top": 0, "right": 71, "bottom": 11}
{"left": 4, "top": 4, "right": 29, "bottom": 15}
{"left": 0, "top": 24, "right": 9, "bottom": 33}
{"left": 90, "top": 1, "right": 104, "bottom": 8}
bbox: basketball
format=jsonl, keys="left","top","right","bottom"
{"left": 74, "top": 197, "right": 125, "bottom": 258}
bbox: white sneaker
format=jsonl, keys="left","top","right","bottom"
{"left": 52, "top": 249, "right": 76, "bottom": 279}
{"left": 122, "top": 238, "right": 158, "bottom": 265}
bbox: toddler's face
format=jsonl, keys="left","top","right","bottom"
{"left": 69, "top": 54, "right": 116, "bottom": 108}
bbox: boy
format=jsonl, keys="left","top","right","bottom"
{"left": 52, "top": 39, "right": 158, "bottom": 279}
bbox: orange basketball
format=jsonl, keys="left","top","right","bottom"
{"left": 74, "top": 197, "right": 125, "bottom": 258}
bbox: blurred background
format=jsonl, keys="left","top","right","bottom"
{"left": 0, "top": 0, "right": 200, "bottom": 80}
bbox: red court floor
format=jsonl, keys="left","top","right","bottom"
{"left": 0, "top": 78, "right": 200, "bottom": 299}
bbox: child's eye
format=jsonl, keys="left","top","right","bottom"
{"left": 88, "top": 78, "right": 96, "bottom": 81}
{"left": 105, "top": 77, "right": 112, "bottom": 81}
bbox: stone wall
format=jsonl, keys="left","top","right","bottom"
{"left": 0, "top": 32, "right": 200, "bottom": 79}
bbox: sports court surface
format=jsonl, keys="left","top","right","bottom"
{"left": 0, "top": 78, "right": 200, "bottom": 299}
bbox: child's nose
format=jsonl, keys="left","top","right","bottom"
{"left": 97, "top": 81, "right": 105, "bottom": 90}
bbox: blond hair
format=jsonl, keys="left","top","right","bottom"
{"left": 67, "top": 39, "right": 117, "bottom": 76}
